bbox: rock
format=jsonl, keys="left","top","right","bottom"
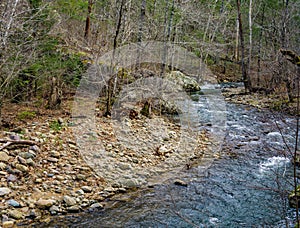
{"left": 76, "top": 189, "right": 85, "bottom": 195}
{"left": 50, "top": 151, "right": 60, "bottom": 158}
{"left": 174, "top": 180, "right": 188, "bottom": 187}
{"left": 2, "top": 221, "right": 14, "bottom": 228}
{"left": 0, "top": 162, "right": 7, "bottom": 170}
{"left": 7, "top": 199, "right": 20, "bottom": 207}
{"left": 19, "top": 152, "right": 35, "bottom": 159}
{"left": 81, "top": 186, "right": 93, "bottom": 193}
{"left": 67, "top": 205, "right": 80, "bottom": 213}
{"left": 0, "top": 152, "right": 10, "bottom": 162}
{"left": 29, "top": 145, "right": 40, "bottom": 152}
{"left": 47, "top": 157, "right": 58, "bottom": 163}
{"left": 63, "top": 195, "right": 77, "bottom": 206}
{"left": 35, "top": 199, "right": 56, "bottom": 209}
{"left": 26, "top": 158, "right": 35, "bottom": 166}
{"left": 0, "top": 187, "right": 11, "bottom": 196}
{"left": 17, "top": 156, "right": 27, "bottom": 165}
{"left": 8, "top": 209, "right": 23, "bottom": 219}
{"left": 76, "top": 174, "right": 86, "bottom": 180}
{"left": 90, "top": 203, "right": 103, "bottom": 209}
{"left": 49, "top": 205, "right": 60, "bottom": 215}
{"left": 27, "top": 209, "right": 41, "bottom": 219}
{"left": 7, "top": 174, "right": 17, "bottom": 182}
{"left": 57, "top": 117, "right": 64, "bottom": 124}
{"left": 15, "top": 164, "right": 29, "bottom": 173}
{"left": 165, "top": 71, "right": 200, "bottom": 92}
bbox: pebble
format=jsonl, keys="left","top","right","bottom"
{"left": 8, "top": 209, "right": 23, "bottom": 219}
{"left": 29, "top": 145, "right": 40, "bottom": 152}
{"left": 7, "top": 174, "right": 17, "bottom": 182}
{"left": 0, "top": 152, "right": 10, "bottom": 162}
{"left": 47, "top": 157, "right": 58, "bottom": 163}
{"left": 17, "top": 156, "right": 27, "bottom": 165}
{"left": 16, "top": 164, "right": 29, "bottom": 173}
{"left": 0, "top": 187, "right": 11, "bottom": 196}
{"left": 19, "top": 152, "right": 35, "bottom": 159}
{"left": 2, "top": 221, "right": 14, "bottom": 228}
{"left": 67, "top": 205, "right": 80, "bottom": 213}
{"left": 76, "top": 189, "right": 85, "bottom": 195}
{"left": 7, "top": 199, "right": 20, "bottom": 207}
{"left": 26, "top": 158, "right": 35, "bottom": 166}
{"left": 0, "top": 162, "right": 7, "bottom": 170}
{"left": 35, "top": 199, "right": 56, "bottom": 209}
{"left": 49, "top": 205, "right": 60, "bottom": 215}
{"left": 89, "top": 203, "right": 103, "bottom": 209}
{"left": 63, "top": 195, "right": 77, "bottom": 206}
{"left": 81, "top": 186, "right": 93, "bottom": 193}
{"left": 50, "top": 151, "right": 60, "bottom": 158}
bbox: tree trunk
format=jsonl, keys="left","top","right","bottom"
{"left": 84, "top": 0, "right": 93, "bottom": 42}
{"left": 236, "top": 0, "right": 251, "bottom": 92}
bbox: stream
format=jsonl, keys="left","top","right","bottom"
{"left": 45, "top": 84, "right": 299, "bottom": 227}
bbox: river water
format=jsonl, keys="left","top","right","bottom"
{"left": 45, "top": 85, "right": 299, "bottom": 227}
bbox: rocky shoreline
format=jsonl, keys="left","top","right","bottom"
{"left": 0, "top": 99, "right": 211, "bottom": 227}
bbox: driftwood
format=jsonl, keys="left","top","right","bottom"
{"left": 0, "top": 139, "right": 37, "bottom": 150}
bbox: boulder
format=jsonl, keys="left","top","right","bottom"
{"left": 165, "top": 71, "right": 200, "bottom": 92}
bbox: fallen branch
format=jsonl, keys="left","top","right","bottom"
{"left": 0, "top": 139, "right": 38, "bottom": 150}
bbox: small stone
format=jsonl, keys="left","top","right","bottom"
{"left": 67, "top": 205, "right": 80, "bottom": 213}
{"left": 0, "top": 152, "right": 10, "bottom": 162}
{"left": 174, "top": 180, "right": 188, "bottom": 187}
{"left": 8, "top": 209, "right": 23, "bottom": 219}
{"left": 29, "top": 145, "right": 40, "bottom": 152}
{"left": 50, "top": 151, "right": 60, "bottom": 158}
{"left": 34, "top": 178, "right": 43, "bottom": 183}
{"left": 57, "top": 117, "right": 64, "bottom": 124}
{"left": 7, "top": 174, "right": 17, "bottom": 182}
{"left": 19, "top": 152, "right": 35, "bottom": 159}
{"left": 26, "top": 158, "right": 35, "bottom": 166}
{"left": 2, "top": 221, "right": 14, "bottom": 228}
{"left": 27, "top": 209, "right": 41, "bottom": 219}
{"left": 16, "top": 164, "right": 29, "bottom": 172}
{"left": 55, "top": 175, "right": 64, "bottom": 181}
{"left": 17, "top": 156, "right": 27, "bottom": 165}
{"left": 81, "top": 186, "right": 93, "bottom": 193}
{"left": 76, "top": 189, "right": 84, "bottom": 195}
{"left": 0, "top": 187, "right": 11, "bottom": 196}
{"left": 76, "top": 174, "right": 86, "bottom": 180}
{"left": 35, "top": 199, "right": 56, "bottom": 209}
{"left": 49, "top": 205, "right": 60, "bottom": 215}
{"left": 0, "top": 162, "right": 7, "bottom": 170}
{"left": 7, "top": 199, "right": 20, "bottom": 207}
{"left": 47, "top": 157, "right": 58, "bottom": 163}
{"left": 89, "top": 203, "right": 103, "bottom": 209}
{"left": 63, "top": 195, "right": 77, "bottom": 206}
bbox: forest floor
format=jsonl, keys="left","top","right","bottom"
{"left": 0, "top": 98, "right": 212, "bottom": 227}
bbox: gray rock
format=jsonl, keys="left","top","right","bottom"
{"left": 17, "top": 156, "right": 27, "bottom": 165}
{"left": 165, "top": 71, "right": 200, "bottom": 92}
{"left": 29, "top": 145, "right": 40, "bottom": 152}
{"left": 35, "top": 199, "right": 56, "bottom": 209}
{"left": 67, "top": 205, "right": 81, "bottom": 213}
{"left": 8, "top": 209, "right": 23, "bottom": 219}
{"left": 19, "top": 152, "right": 35, "bottom": 159}
{"left": 49, "top": 205, "right": 60, "bottom": 215}
{"left": 81, "top": 186, "right": 93, "bottom": 193}
{"left": 0, "top": 152, "right": 10, "bottom": 162}
{"left": 7, "top": 199, "right": 20, "bottom": 207}
{"left": 90, "top": 203, "right": 103, "bottom": 209}
{"left": 0, "top": 187, "right": 11, "bottom": 196}
{"left": 7, "top": 174, "right": 17, "bottom": 182}
{"left": 76, "top": 189, "right": 85, "bottom": 195}
{"left": 63, "top": 195, "right": 77, "bottom": 206}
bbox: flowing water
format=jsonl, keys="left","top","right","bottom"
{"left": 45, "top": 85, "right": 299, "bottom": 227}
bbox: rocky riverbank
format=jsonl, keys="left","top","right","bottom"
{"left": 0, "top": 99, "right": 211, "bottom": 227}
